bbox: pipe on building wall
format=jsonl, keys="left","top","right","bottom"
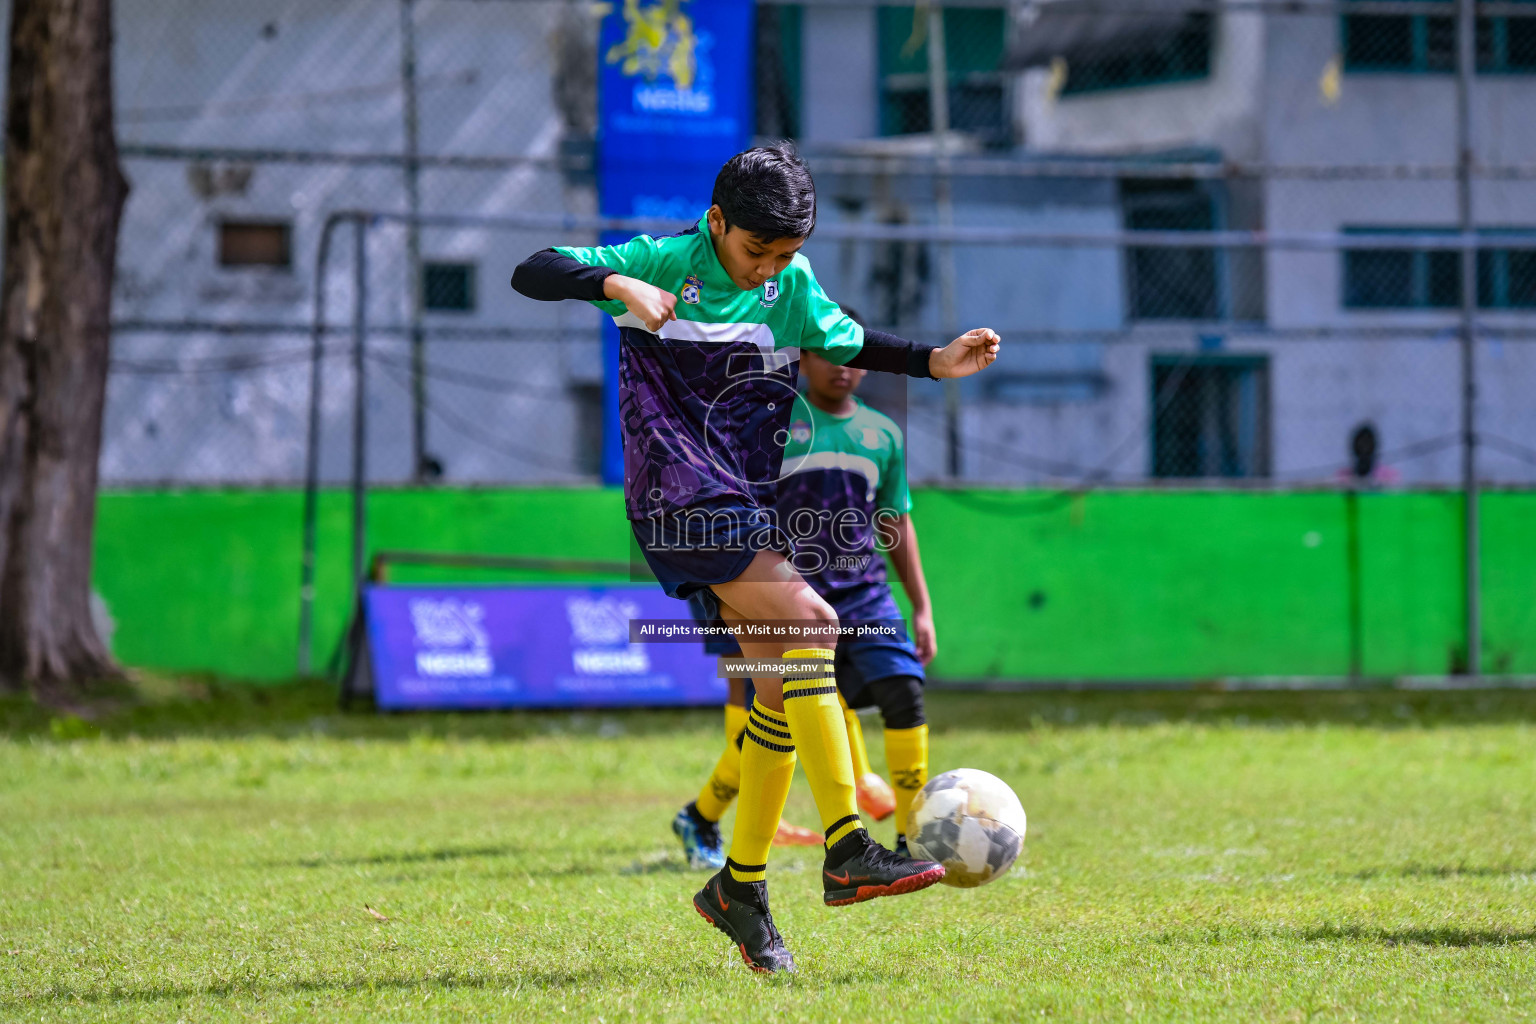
{"left": 1455, "top": 0, "right": 1480, "bottom": 677}
{"left": 925, "top": 4, "right": 963, "bottom": 478}
{"left": 400, "top": 0, "right": 428, "bottom": 481}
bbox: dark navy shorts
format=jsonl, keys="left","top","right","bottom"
{"left": 631, "top": 503, "right": 793, "bottom": 621}
{"left": 687, "top": 591, "right": 743, "bottom": 657}
{"left": 738, "top": 631, "right": 925, "bottom": 707}
{"left": 832, "top": 632, "right": 926, "bottom": 709}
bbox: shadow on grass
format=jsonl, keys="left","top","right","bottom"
{"left": 271, "top": 836, "right": 671, "bottom": 881}
{"left": 5, "top": 969, "right": 596, "bottom": 1010}
{"left": 509, "top": 862, "right": 612, "bottom": 880}
{"left": 281, "top": 843, "right": 523, "bottom": 869}
{"left": 0, "top": 677, "right": 719, "bottom": 743}
{"left": 1296, "top": 924, "right": 1536, "bottom": 947}
{"left": 1348, "top": 864, "right": 1536, "bottom": 881}
{"left": 9, "top": 677, "right": 1536, "bottom": 743}
{"left": 620, "top": 857, "right": 693, "bottom": 876}
{"left": 1159, "top": 923, "right": 1536, "bottom": 949}
{"left": 927, "top": 687, "right": 1536, "bottom": 732}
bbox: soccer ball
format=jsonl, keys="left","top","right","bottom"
{"left": 907, "top": 769, "right": 1027, "bottom": 888}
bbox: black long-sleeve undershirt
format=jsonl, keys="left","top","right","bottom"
{"left": 847, "top": 329, "right": 937, "bottom": 379}
{"left": 510, "top": 249, "right": 613, "bottom": 302}
{"left": 510, "top": 249, "right": 938, "bottom": 378}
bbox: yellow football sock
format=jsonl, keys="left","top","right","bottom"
{"left": 886, "top": 724, "right": 929, "bottom": 841}
{"left": 841, "top": 695, "right": 874, "bottom": 779}
{"left": 694, "top": 702, "right": 749, "bottom": 822}
{"left": 782, "top": 648, "right": 863, "bottom": 848}
{"left": 724, "top": 701, "right": 750, "bottom": 744}
{"left": 726, "top": 701, "right": 796, "bottom": 884}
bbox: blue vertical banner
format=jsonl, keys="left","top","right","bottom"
{"left": 597, "top": 0, "right": 755, "bottom": 484}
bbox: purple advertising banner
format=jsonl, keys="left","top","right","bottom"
{"left": 365, "top": 584, "right": 726, "bottom": 711}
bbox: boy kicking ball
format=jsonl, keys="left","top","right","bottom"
{"left": 672, "top": 601, "right": 894, "bottom": 870}
{"left": 512, "top": 144, "right": 998, "bottom": 973}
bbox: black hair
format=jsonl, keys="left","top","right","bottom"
{"left": 837, "top": 303, "right": 865, "bottom": 327}
{"left": 711, "top": 142, "right": 816, "bottom": 242}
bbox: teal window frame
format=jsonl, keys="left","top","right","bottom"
{"left": 1478, "top": 4, "right": 1536, "bottom": 73}
{"left": 876, "top": 6, "right": 1008, "bottom": 140}
{"left": 423, "top": 261, "right": 477, "bottom": 313}
{"left": 1341, "top": 227, "right": 1536, "bottom": 310}
{"left": 1123, "top": 179, "right": 1228, "bottom": 322}
{"left": 1341, "top": 0, "right": 1536, "bottom": 73}
{"left": 1477, "top": 229, "right": 1536, "bottom": 308}
{"left": 1059, "top": 15, "right": 1214, "bottom": 96}
{"left": 1150, "top": 354, "right": 1272, "bottom": 480}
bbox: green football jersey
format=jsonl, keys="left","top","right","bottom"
{"left": 776, "top": 396, "right": 911, "bottom": 614}
{"left": 551, "top": 214, "right": 866, "bottom": 517}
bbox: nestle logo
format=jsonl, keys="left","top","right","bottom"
{"left": 416, "top": 650, "right": 493, "bottom": 677}
{"left": 632, "top": 85, "right": 712, "bottom": 114}
{"left": 572, "top": 649, "right": 650, "bottom": 675}
{"left": 409, "top": 598, "right": 492, "bottom": 677}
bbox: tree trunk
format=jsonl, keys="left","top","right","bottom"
{"left": 0, "top": 0, "right": 127, "bottom": 696}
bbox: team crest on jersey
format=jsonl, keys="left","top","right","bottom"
{"left": 760, "top": 278, "right": 780, "bottom": 307}
{"left": 790, "top": 420, "right": 811, "bottom": 444}
{"left": 680, "top": 274, "right": 702, "bottom": 305}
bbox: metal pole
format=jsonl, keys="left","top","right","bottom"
{"left": 400, "top": 0, "right": 427, "bottom": 480}
{"left": 298, "top": 213, "right": 344, "bottom": 676}
{"left": 1455, "top": 0, "right": 1480, "bottom": 676}
{"left": 1345, "top": 486, "right": 1363, "bottom": 680}
{"left": 926, "top": 4, "right": 962, "bottom": 479}
{"left": 352, "top": 218, "right": 370, "bottom": 610}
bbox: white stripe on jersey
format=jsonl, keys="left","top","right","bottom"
{"left": 611, "top": 313, "right": 800, "bottom": 371}
{"left": 778, "top": 450, "right": 880, "bottom": 502}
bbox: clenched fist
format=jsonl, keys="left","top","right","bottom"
{"left": 929, "top": 328, "right": 1000, "bottom": 380}
{"left": 605, "top": 275, "right": 678, "bottom": 333}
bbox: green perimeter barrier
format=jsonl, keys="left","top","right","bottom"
{"left": 93, "top": 487, "right": 1536, "bottom": 683}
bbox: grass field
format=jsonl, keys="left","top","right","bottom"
{"left": 3, "top": 681, "right": 1535, "bottom": 1022}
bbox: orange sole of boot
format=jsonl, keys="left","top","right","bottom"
{"left": 693, "top": 902, "right": 775, "bottom": 974}
{"left": 824, "top": 864, "right": 947, "bottom": 907}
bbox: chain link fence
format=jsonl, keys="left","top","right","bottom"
{"left": 88, "top": 0, "right": 1536, "bottom": 493}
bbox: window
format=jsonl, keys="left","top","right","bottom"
{"left": 1342, "top": 229, "right": 1459, "bottom": 308}
{"left": 1061, "top": 14, "right": 1213, "bottom": 95}
{"left": 1343, "top": 0, "right": 1536, "bottom": 73}
{"left": 1123, "top": 180, "right": 1221, "bottom": 320}
{"left": 877, "top": 7, "right": 1008, "bottom": 143}
{"left": 1343, "top": 6, "right": 1455, "bottom": 72}
{"left": 423, "top": 261, "right": 476, "bottom": 313}
{"left": 1479, "top": 6, "right": 1536, "bottom": 71}
{"left": 1479, "top": 244, "right": 1536, "bottom": 308}
{"left": 756, "top": 4, "right": 802, "bottom": 138}
{"left": 218, "top": 220, "right": 290, "bottom": 268}
{"left": 1151, "top": 355, "right": 1271, "bottom": 479}
{"left": 1341, "top": 228, "right": 1536, "bottom": 309}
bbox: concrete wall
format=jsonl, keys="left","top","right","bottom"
{"left": 1262, "top": 13, "right": 1536, "bottom": 170}
{"left": 801, "top": 5, "right": 878, "bottom": 144}
{"left": 1258, "top": 14, "right": 1536, "bottom": 484}
{"left": 106, "top": 0, "right": 600, "bottom": 486}
{"left": 996, "top": 11, "right": 1536, "bottom": 485}
{"left": 9, "top": 2, "right": 1532, "bottom": 489}
{"left": 1017, "top": 12, "right": 1267, "bottom": 160}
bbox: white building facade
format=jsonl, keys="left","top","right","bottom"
{"left": 68, "top": 0, "right": 1536, "bottom": 485}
